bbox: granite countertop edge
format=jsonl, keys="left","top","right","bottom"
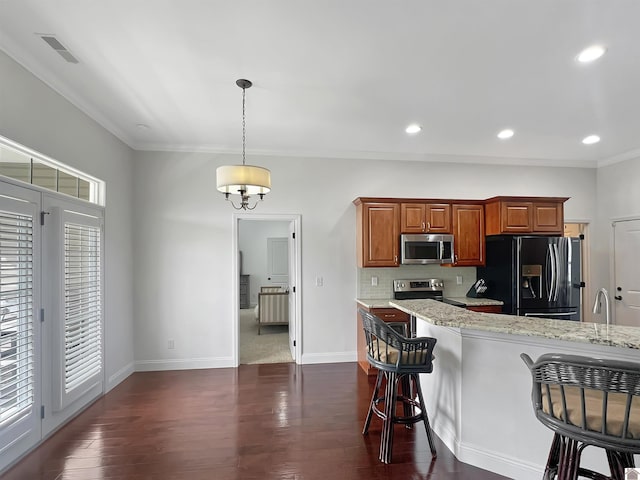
{"left": 388, "top": 299, "right": 640, "bottom": 350}
{"left": 356, "top": 297, "right": 503, "bottom": 308}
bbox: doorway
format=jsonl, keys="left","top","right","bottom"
{"left": 564, "top": 222, "right": 590, "bottom": 322}
{"left": 232, "top": 214, "right": 301, "bottom": 366}
{"left": 612, "top": 218, "right": 640, "bottom": 327}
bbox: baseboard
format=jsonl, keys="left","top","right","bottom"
{"left": 301, "top": 351, "right": 357, "bottom": 364}
{"left": 106, "top": 361, "right": 135, "bottom": 391}
{"left": 432, "top": 420, "right": 543, "bottom": 480}
{"left": 457, "top": 441, "right": 543, "bottom": 480}
{"left": 135, "top": 356, "right": 235, "bottom": 371}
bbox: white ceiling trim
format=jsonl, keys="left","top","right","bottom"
{"left": 597, "top": 146, "right": 640, "bottom": 168}
{"left": 132, "top": 141, "right": 599, "bottom": 169}
{"left": 0, "top": 40, "right": 134, "bottom": 148}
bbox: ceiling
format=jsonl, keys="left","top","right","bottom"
{"left": 1, "top": 0, "right": 639, "bottom": 168}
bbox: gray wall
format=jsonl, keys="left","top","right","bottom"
{"left": 0, "top": 50, "right": 135, "bottom": 389}
{"left": 132, "top": 150, "right": 597, "bottom": 366}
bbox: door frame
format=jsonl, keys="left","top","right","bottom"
{"left": 610, "top": 216, "right": 640, "bottom": 326}
{"left": 231, "top": 213, "right": 302, "bottom": 366}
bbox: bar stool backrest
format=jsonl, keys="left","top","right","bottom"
{"left": 359, "top": 308, "right": 436, "bottom": 374}
{"left": 521, "top": 353, "right": 640, "bottom": 453}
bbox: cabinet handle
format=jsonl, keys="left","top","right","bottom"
{"left": 395, "top": 255, "right": 398, "bottom": 263}
{"left": 427, "top": 221, "right": 431, "bottom": 231}
{"left": 383, "top": 314, "right": 394, "bottom": 318}
{"left": 422, "top": 222, "right": 425, "bottom": 231}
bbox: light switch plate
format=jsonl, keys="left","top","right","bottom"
{"left": 371, "top": 276, "right": 378, "bottom": 286}
{"left": 456, "top": 275, "right": 463, "bottom": 285}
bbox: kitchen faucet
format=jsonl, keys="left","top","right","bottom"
{"left": 592, "top": 288, "right": 612, "bottom": 327}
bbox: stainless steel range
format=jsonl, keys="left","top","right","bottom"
{"left": 393, "top": 278, "right": 445, "bottom": 301}
{"left": 393, "top": 278, "right": 443, "bottom": 337}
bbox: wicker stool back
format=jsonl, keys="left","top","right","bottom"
{"left": 359, "top": 308, "right": 437, "bottom": 464}
{"left": 521, "top": 353, "right": 640, "bottom": 480}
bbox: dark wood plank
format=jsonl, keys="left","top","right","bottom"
{"left": 0, "top": 363, "right": 509, "bottom": 479}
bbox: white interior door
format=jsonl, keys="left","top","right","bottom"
{"left": 613, "top": 219, "right": 640, "bottom": 326}
{"left": 267, "top": 237, "right": 288, "bottom": 287}
{"left": 0, "top": 184, "right": 41, "bottom": 472}
{"left": 287, "top": 223, "right": 296, "bottom": 360}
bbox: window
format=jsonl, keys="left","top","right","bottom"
{"left": 63, "top": 220, "right": 101, "bottom": 398}
{"left": 0, "top": 136, "right": 104, "bottom": 206}
{"left": 0, "top": 208, "right": 34, "bottom": 425}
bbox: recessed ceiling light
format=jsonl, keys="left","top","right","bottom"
{"left": 577, "top": 45, "right": 606, "bottom": 63}
{"left": 497, "top": 129, "right": 514, "bottom": 139}
{"left": 405, "top": 124, "right": 422, "bottom": 134}
{"left": 582, "top": 134, "right": 601, "bottom": 145}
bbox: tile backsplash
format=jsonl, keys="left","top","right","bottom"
{"left": 357, "top": 265, "right": 477, "bottom": 299}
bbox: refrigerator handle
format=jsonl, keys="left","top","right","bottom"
{"left": 553, "top": 243, "right": 560, "bottom": 302}
{"left": 546, "top": 244, "right": 553, "bottom": 301}
{"left": 548, "top": 244, "right": 557, "bottom": 302}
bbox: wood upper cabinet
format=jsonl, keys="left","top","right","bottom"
{"left": 452, "top": 204, "right": 485, "bottom": 266}
{"left": 400, "top": 203, "right": 451, "bottom": 233}
{"left": 485, "top": 197, "right": 567, "bottom": 235}
{"left": 354, "top": 199, "right": 400, "bottom": 267}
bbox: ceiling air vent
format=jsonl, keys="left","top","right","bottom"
{"left": 39, "top": 35, "right": 79, "bottom": 64}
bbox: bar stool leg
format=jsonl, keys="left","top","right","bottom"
{"left": 413, "top": 373, "right": 437, "bottom": 457}
{"left": 543, "top": 433, "right": 561, "bottom": 480}
{"left": 363, "top": 370, "right": 383, "bottom": 434}
{"left": 379, "top": 371, "right": 398, "bottom": 464}
{"left": 400, "top": 374, "right": 414, "bottom": 429}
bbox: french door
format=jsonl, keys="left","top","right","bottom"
{"left": 0, "top": 182, "right": 104, "bottom": 470}
{"left": 0, "top": 183, "right": 41, "bottom": 468}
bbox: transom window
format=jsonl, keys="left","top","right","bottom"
{"left": 0, "top": 136, "right": 104, "bottom": 206}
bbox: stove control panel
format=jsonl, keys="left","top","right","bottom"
{"left": 393, "top": 278, "right": 444, "bottom": 292}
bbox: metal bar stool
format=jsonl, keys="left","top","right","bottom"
{"left": 359, "top": 308, "right": 438, "bottom": 464}
{"left": 521, "top": 353, "right": 640, "bottom": 480}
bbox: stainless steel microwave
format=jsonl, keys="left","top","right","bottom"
{"left": 400, "top": 234, "right": 455, "bottom": 265}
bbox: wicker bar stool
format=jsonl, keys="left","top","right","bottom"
{"left": 521, "top": 353, "right": 640, "bottom": 480}
{"left": 359, "top": 308, "right": 438, "bottom": 464}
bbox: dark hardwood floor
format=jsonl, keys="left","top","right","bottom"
{"left": 1, "top": 363, "right": 509, "bottom": 479}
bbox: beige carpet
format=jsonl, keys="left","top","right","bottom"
{"left": 239, "top": 308, "right": 294, "bottom": 365}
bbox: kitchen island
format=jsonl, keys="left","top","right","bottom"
{"left": 387, "top": 299, "right": 640, "bottom": 480}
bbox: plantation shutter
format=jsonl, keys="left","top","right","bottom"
{"left": 0, "top": 209, "right": 34, "bottom": 425}
{"left": 63, "top": 220, "right": 101, "bottom": 395}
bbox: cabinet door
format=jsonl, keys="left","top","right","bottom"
{"left": 425, "top": 203, "right": 451, "bottom": 233}
{"left": 452, "top": 204, "right": 485, "bottom": 266}
{"left": 400, "top": 203, "right": 426, "bottom": 233}
{"left": 361, "top": 203, "right": 399, "bottom": 267}
{"left": 501, "top": 202, "right": 533, "bottom": 233}
{"left": 533, "top": 202, "right": 563, "bottom": 233}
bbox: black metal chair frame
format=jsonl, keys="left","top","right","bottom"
{"left": 359, "top": 308, "right": 438, "bottom": 464}
{"left": 522, "top": 353, "right": 640, "bottom": 480}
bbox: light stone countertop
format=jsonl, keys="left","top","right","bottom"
{"left": 356, "top": 297, "right": 503, "bottom": 309}
{"left": 442, "top": 296, "right": 503, "bottom": 306}
{"left": 389, "top": 299, "right": 640, "bottom": 350}
{"left": 356, "top": 298, "right": 395, "bottom": 309}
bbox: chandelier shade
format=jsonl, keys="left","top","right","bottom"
{"left": 216, "top": 165, "right": 271, "bottom": 195}
{"left": 216, "top": 78, "right": 271, "bottom": 210}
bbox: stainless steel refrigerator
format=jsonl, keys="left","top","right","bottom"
{"left": 478, "top": 235, "right": 583, "bottom": 321}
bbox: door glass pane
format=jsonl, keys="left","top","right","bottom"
{"left": 0, "top": 210, "right": 34, "bottom": 424}
{"left": 64, "top": 222, "right": 101, "bottom": 394}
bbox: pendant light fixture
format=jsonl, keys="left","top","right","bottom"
{"left": 216, "top": 79, "right": 271, "bottom": 210}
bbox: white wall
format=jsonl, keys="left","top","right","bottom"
{"left": 238, "top": 220, "right": 289, "bottom": 305}
{"left": 593, "top": 156, "right": 640, "bottom": 320}
{"left": 132, "top": 150, "right": 597, "bottom": 367}
{"left": 0, "top": 50, "right": 135, "bottom": 390}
